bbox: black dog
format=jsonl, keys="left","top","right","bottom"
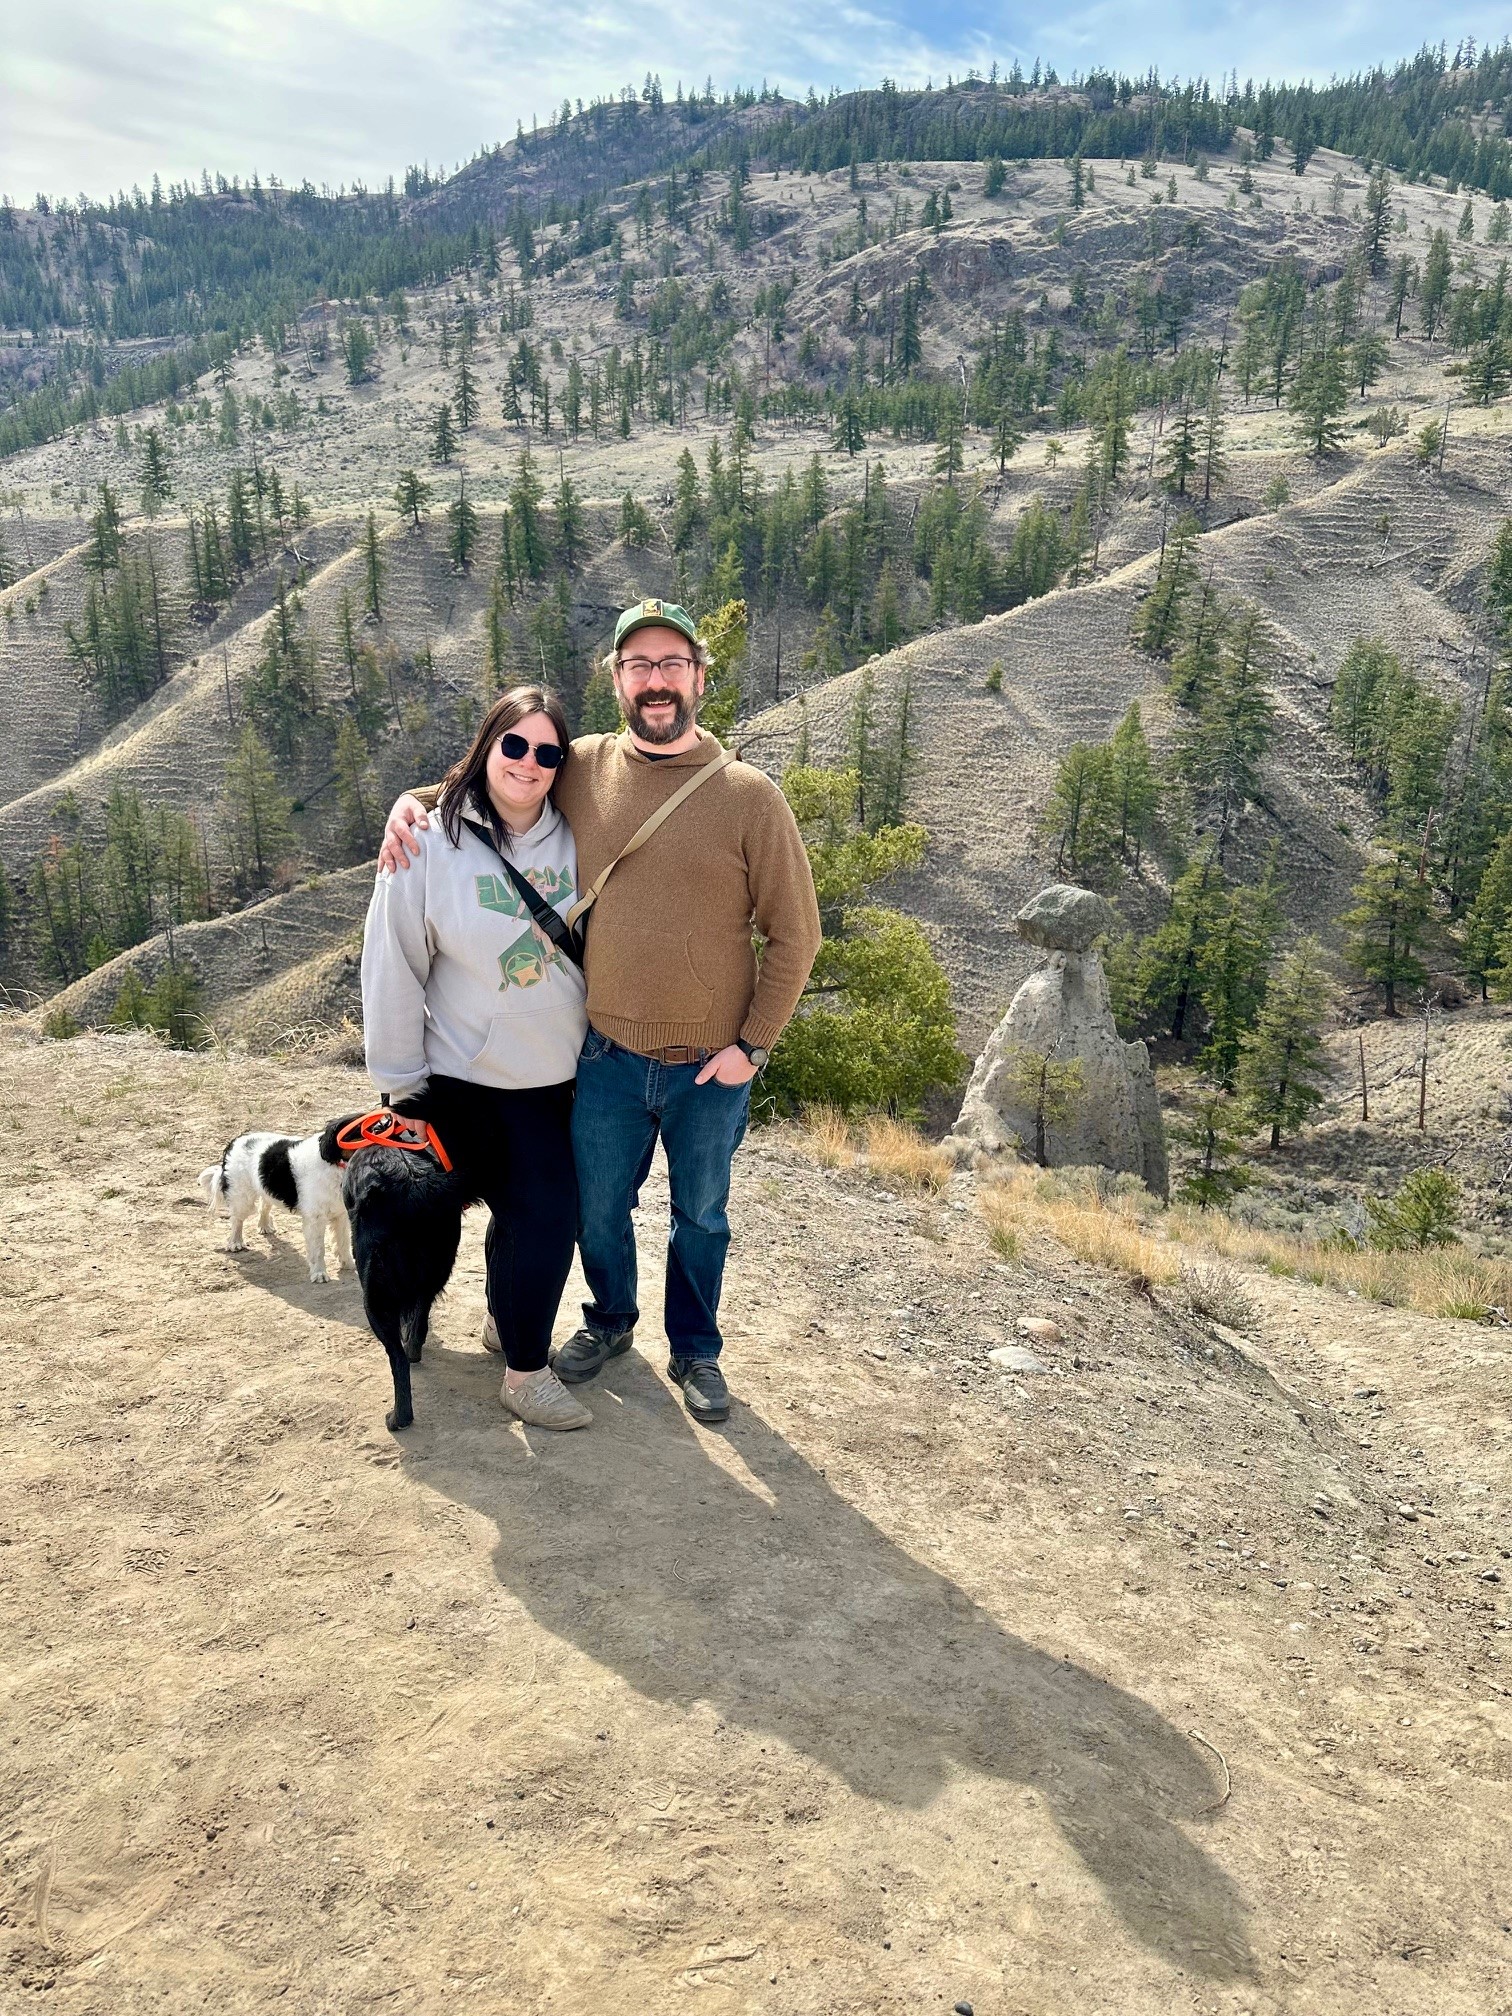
{"left": 321, "top": 1117, "right": 472, "bottom": 1432}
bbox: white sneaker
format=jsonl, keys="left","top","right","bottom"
{"left": 482, "top": 1312, "right": 502, "bottom": 1354}
{"left": 501, "top": 1367, "right": 592, "bottom": 1430}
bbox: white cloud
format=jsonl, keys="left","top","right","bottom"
{"left": 1, "top": 0, "right": 1503, "bottom": 203}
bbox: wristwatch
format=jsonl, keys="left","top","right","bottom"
{"left": 736, "top": 1039, "right": 770, "bottom": 1070}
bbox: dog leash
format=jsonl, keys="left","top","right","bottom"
{"left": 334, "top": 1110, "right": 454, "bottom": 1174}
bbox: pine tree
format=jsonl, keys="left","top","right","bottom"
{"left": 833, "top": 394, "right": 866, "bottom": 458}
{"left": 1174, "top": 1086, "right": 1252, "bottom": 1208}
{"left": 140, "top": 429, "right": 173, "bottom": 517}
{"left": 933, "top": 405, "right": 964, "bottom": 483}
{"left": 1388, "top": 253, "right": 1415, "bottom": 337}
{"left": 221, "top": 724, "right": 294, "bottom": 892}
{"left": 555, "top": 468, "right": 584, "bottom": 570}
{"left": 453, "top": 356, "right": 479, "bottom": 431}
{"left": 671, "top": 448, "right": 703, "bottom": 552}
{"left": 1198, "top": 388, "right": 1227, "bottom": 503}
{"left": 85, "top": 483, "right": 124, "bottom": 577}
{"left": 1137, "top": 850, "right": 1228, "bottom": 1041}
{"left": 1237, "top": 936, "right": 1330, "bottom": 1148}
{"left": 342, "top": 320, "right": 374, "bottom": 385}
{"left": 394, "top": 469, "right": 431, "bottom": 529}
{"left": 1289, "top": 342, "right": 1349, "bottom": 455}
{"left": 1466, "top": 826, "right": 1512, "bottom": 998}
{"left": 1196, "top": 866, "right": 1282, "bottom": 1087}
{"left": 334, "top": 717, "right": 378, "bottom": 849}
{"left": 226, "top": 470, "right": 256, "bottom": 574}
{"left": 430, "top": 402, "right": 458, "bottom": 464}
{"left": 1180, "top": 603, "right": 1276, "bottom": 850}
{"left": 1158, "top": 400, "right": 1199, "bottom": 497}
{"left": 447, "top": 479, "right": 480, "bottom": 572}
{"left": 1351, "top": 327, "right": 1389, "bottom": 397}
{"left": 1108, "top": 702, "right": 1159, "bottom": 864}
{"left": 993, "top": 409, "right": 1023, "bottom": 474}
{"left": 361, "top": 509, "right": 384, "bottom": 620}
{"left": 1043, "top": 743, "right": 1118, "bottom": 880}
{"left": 1342, "top": 844, "right": 1432, "bottom": 1015}
{"left": 580, "top": 662, "right": 622, "bottom": 733}
{"left": 619, "top": 491, "right": 654, "bottom": 547}
{"left": 1421, "top": 229, "right": 1452, "bottom": 341}
{"left": 334, "top": 588, "right": 385, "bottom": 733}
{"left": 1133, "top": 513, "right": 1200, "bottom": 657}
{"left": 247, "top": 575, "right": 318, "bottom": 753}
{"left": 1362, "top": 167, "right": 1394, "bottom": 274}
{"left": 509, "top": 446, "right": 546, "bottom": 577}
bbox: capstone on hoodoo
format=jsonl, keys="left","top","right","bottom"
{"left": 949, "top": 884, "right": 1169, "bottom": 1198}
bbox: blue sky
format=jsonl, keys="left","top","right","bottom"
{"left": 1, "top": 0, "right": 1503, "bottom": 204}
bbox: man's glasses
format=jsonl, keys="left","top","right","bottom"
{"left": 499, "top": 731, "right": 564, "bottom": 770}
{"left": 618, "top": 653, "right": 696, "bottom": 680}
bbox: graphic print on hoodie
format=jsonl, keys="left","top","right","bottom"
{"left": 475, "top": 864, "right": 576, "bottom": 989}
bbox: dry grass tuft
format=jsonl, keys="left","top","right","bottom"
{"left": 978, "top": 1166, "right": 1507, "bottom": 1322}
{"left": 1165, "top": 1205, "right": 1511, "bottom": 1320}
{"left": 980, "top": 1167, "right": 1179, "bottom": 1292}
{"left": 1180, "top": 1259, "right": 1259, "bottom": 1331}
{"left": 800, "top": 1105, "right": 856, "bottom": 1169}
{"left": 862, "top": 1116, "right": 953, "bottom": 1193}
{"left": 796, "top": 1110, "right": 954, "bottom": 1192}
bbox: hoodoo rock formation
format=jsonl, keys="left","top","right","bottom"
{"left": 949, "top": 884, "right": 1169, "bottom": 1197}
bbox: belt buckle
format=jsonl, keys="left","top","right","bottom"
{"left": 661, "top": 1044, "right": 700, "bottom": 1066}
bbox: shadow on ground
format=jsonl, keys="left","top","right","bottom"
{"left": 398, "top": 1346, "right": 1255, "bottom": 1981}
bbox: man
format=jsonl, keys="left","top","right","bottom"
{"left": 378, "top": 599, "right": 821, "bottom": 1424}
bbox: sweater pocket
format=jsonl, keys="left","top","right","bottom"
{"left": 594, "top": 928, "right": 714, "bottom": 1028}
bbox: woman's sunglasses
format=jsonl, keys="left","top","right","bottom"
{"left": 499, "top": 731, "right": 564, "bottom": 770}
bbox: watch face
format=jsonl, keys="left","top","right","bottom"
{"left": 749, "top": 1047, "right": 770, "bottom": 1069}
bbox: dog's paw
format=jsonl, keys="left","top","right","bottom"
{"left": 308, "top": 1267, "right": 329, "bottom": 1283}
{"left": 223, "top": 1239, "right": 248, "bottom": 1254}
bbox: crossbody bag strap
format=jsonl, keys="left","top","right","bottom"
{"left": 461, "top": 816, "right": 584, "bottom": 970}
{"left": 565, "top": 746, "right": 740, "bottom": 933}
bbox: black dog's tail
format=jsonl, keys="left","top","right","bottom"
{"left": 343, "top": 1146, "right": 467, "bottom": 1432}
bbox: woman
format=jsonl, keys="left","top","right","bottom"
{"left": 361, "top": 685, "right": 592, "bottom": 1430}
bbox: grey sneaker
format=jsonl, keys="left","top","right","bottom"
{"left": 549, "top": 1324, "right": 634, "bottom": 1385}
{"left": 482, "top": 1312, "right": 502, "bottom": 1354}
{"left": 668, "top": 1356, "right": 730, "bottom": 1424}
{"left": 501, "top": 1368, "right": 592, "bottom": 1431}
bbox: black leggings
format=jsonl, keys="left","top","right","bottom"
{"left": 422, "top": 1075, "right": 577, "bottom": 1374}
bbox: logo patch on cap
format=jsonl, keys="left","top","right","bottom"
{"left": 645, "top": 598, "right": 663, "bottom": 615}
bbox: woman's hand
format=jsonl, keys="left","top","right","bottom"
{"left": 378, "top": 794, "right": 430, "bottom": 873}
{"left": 695, "top": 1045, "right": 759, "bottom": 1088}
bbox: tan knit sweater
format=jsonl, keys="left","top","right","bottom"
{"left": 419, "top": 731, "right": 821, "bottom": 1057}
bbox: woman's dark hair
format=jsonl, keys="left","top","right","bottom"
{"left": 438, "top": 685, "right": 571, "bottom": 852}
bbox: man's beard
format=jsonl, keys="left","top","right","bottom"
{"left": 623, "top": 687, "right": 696, "bottom": 744}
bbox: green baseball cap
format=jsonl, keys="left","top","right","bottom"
{"left": 613, "top": 597, "right": 701, "bottom": 653}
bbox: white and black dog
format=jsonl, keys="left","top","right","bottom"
{"left": 199, "top": 1130, "right": 354, "bottom": 1283}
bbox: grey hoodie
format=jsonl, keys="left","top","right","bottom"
{"left": 361, "top": 795, "right": 587, "bottom": 1100}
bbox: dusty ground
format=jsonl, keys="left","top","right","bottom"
{"left": 4, "top": 1022, "right": 1512, "bottom": 2013}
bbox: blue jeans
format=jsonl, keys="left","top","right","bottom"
{"left": 571, "top": 1029, "right": 751, "bottom": 1362}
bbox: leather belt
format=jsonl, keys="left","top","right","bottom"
{"left": 637, "top": 1043, "right": 710, "bottom": 1066}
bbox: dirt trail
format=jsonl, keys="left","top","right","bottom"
{"left": 3, "top": 1026, "right": 1510, "bottom": 2013}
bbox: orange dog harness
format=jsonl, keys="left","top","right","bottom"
{"left": 334, "top": 1109, "right": 454, "bottom": 1174}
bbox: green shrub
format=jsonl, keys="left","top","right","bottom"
{"left": 763, "top": 766, "right": 965, "bottom": 1117}
{"left": 1367, "top": 1168, "right": 1461, "bottom": 1250}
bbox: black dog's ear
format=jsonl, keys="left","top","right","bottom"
{"left": 320, "top": 1115, "right": 362, "bottom": 1165}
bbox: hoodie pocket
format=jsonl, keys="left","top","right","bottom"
{"left": 596, "top": 929, "right": 714, "bottom": 1027}
{"left": 466, "top": 1002, "right": 584, "bottom": 1082}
